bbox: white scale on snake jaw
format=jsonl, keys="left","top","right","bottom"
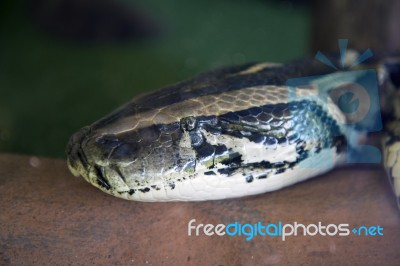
{"left": 97, "top": 146, "right": 345, "bottom": 202}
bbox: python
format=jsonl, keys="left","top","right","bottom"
{"left": 66, "top": 52, "right": 400, "bottom": 205}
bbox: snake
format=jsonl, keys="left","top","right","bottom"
{"left": 66, "top": 50, "right": 400, "bottom": 205}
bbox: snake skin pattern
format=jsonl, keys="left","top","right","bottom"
{"left": 66, "top": 54, "right": 400, "bottom": 205}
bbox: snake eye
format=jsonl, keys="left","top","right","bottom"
{"left": 180, "top": 116, "right": 197, "bottom": 131}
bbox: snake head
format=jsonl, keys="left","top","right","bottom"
{"left": 66, "top": 107, "right": 198, "bottom": 200}
{"left": 66, "top": 62, "right": 352, "bottom": 201}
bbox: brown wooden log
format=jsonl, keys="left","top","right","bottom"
{"left": 0, "top": 153, "right": 399, "bottom": 264}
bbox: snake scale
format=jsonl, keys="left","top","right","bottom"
{"left": 66, "top": 51, "right": 400, "bottom": 206}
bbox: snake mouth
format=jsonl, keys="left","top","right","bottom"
{"left": 66, "top": 126, "right": 91, "bottom": 178}
{"left": 67, "top": 127, "right": 119, "bottom": 192}
{"left": 66, "top": 124, "right": 163, "bottom": 194}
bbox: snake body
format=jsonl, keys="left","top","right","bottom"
{"left": 66, "top": 52, "right": 400, "bottom": 204}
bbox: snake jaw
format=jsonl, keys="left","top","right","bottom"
{"left": 66, "top": 126, "right": 89, "bottom": 175}
{"left": 67, "top": 158, "right": 81, "bottom": 177}
{"left": 66, "top": 130, "right": 107, "bottom": 192}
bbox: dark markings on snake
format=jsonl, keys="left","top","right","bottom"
{"left": 91, "top": 59, "right": 339, "bottom": 130}
{"left": 114, "top": 167, "right": 126, "bottom": 183}
{"left": 299, "top": 151, "right": 309, "bottom": 161}
{"left": 194, "top": 143, "right": 232, "bottom": 168}
{"left": 169, "top": 183, "right": 176, "bottom": 190}
{"left": 204, "top": 171, "right": 216, "bottom": 175}
{"left": 217, "top": 166, "right": 240, "bottom": 176}
{"left": 215, "top": 144, "right": 228, "bottom": 155}
{"left": 217, "top": 100, "right": 344, "bottom": 151}
{"left": 248, "top": 133, "right": 266, "bottom": 143}
{"left": 245, "top": 175, "right": 254, "bottom": 183}
{"left": 195, "top": 142, "right": 215, "bottom": 160}
{"left": 94, "top": 166, "right": 111, "bottom": 190}
{"left": 332, "top": 135, "right": 347, "bottom": 153}
{"left": 182, "top": 100, "right": 348, "bottom": 177}
{"left": 258, "top": 174, "right": 268, "bottom": 179}
{"left": 76, "top": 150, "right": 89, "bottom": 170}
{"left": 220, "top": 153, "right": 243, "bottom": 166}
{"left": 288, "top": 133, "right": 299, "bottom": 143}
{"left": 128, "top": 189, "right": 135, "bottom": 195}
{"left": 277, "top": 137, "right": 287, "bottom": 144}
{"left": 218, "top": 159, "right": 302, "bottom": 177}
{"left": 151, "top": 185, "right": 161, "bottom": 191}
{"left": 275, "top": 168, "right": 285, "bottom": 174}
{"left": 139, "top": 187, "right": 150, "bottom": 193}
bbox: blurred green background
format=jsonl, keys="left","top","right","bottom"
{"left": 0, "top": 0, "right": 310, "bottom": 158}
